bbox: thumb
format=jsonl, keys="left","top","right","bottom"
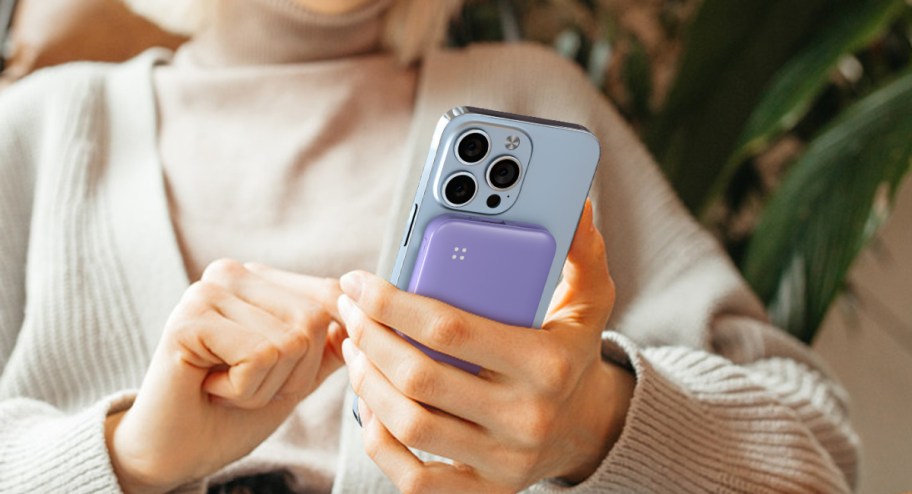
{"left": 545, "top": 199, "right": 615, "bottom": 330}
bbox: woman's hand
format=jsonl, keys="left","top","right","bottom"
{"left": 106, "top": 260, "right": 346, "bottom": 494}
{"left": 338, "top": 200, "right": 635, "bottom": 493}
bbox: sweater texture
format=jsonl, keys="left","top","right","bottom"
{"left": 0, "top": 1, "right": 859, "bottom": 492}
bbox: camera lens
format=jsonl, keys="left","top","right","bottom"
{"left": 456, "top": 130, "right": 490, "bottom": 164}
{"left": 443, "top": 173, "right": 477, "bottom": 206}
{"left": 487, "top": 157, "right": 521, "bottom": 190}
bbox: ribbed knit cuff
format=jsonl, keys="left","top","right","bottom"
{"left": 530, "top": 333, "right": 851, "bottom": 494}
{"left": 0, "top": 392, "right": 136, "bottom": 493}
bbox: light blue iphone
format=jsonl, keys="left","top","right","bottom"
{"left": 389, "top": 106, "right": 601, "bottom": 328}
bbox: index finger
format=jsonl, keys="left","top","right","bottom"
{"left": 244, "top": 262, "right": 344, "bottom": 321}
{"left": 202, "top": 259, "right": 328, "bottom": 331}
{"left": 338, "top": 271, "right": 538, "bottom": 374}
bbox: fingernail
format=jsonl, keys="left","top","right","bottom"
{"left": 337, "top": 294, "right": 355, "bottom": 320}
{"left": 338, "top": 296, "right": 361, "bottom": 340}
{"left": 341, "top": 338, "right": 361, "bottom": 363}
{"left": 340, "top": 272, "right": 364, "bottom": 301}
{"left": 359, "top": 397, "right": 373, "bottom": 425}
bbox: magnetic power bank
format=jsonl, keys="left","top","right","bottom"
{"left": 405, "top": 216, "right": 556, "bottom": 374}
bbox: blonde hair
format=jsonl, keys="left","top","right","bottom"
{"left": 122, "top": 0, "right": 465, "bottom": 64}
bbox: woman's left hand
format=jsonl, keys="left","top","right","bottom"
{"left": 337, "top": 201, "right": 635, "bottom": 493}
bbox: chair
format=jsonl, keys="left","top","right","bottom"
{"left": 0, "top": 0, "right": 184, "bottom": 87}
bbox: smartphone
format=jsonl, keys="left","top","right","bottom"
{"left": 352, "top": 107, "right": 599, "bottom": 423}
{"left": 390, "top": 106, "right": 600, "bottom": 365}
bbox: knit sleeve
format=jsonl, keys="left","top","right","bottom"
{"left": 0, "top": 80, "right": 33, "bottom": 374}
{"left": 530, "top": 327, "right": 857, "bottom": 494}
{"left": 0, "top": 394, "right": 137, "bottom": 493}
{"left": 0, "top": 70, "right": 129, "bottom": 494}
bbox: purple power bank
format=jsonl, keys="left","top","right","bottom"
{"left": 404, "top": 216, "right": 556, "bottom": 374}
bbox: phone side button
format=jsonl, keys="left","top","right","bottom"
{"left": 402, "top": 203, "right": 419, "bottom": 247}
{"left": 351, "top": 391, "right": 363, "bottom": 427}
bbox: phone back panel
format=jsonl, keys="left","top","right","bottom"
{"left": 405, "top": 216, "right": 555, "bottom": 373}
{"left": 409, "top": 216, "right": 556, "bottom": 326}
{"left": 389, "top": 107, "right": 600, "bottom": 328}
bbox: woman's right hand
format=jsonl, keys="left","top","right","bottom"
{"left": 105, "top": 259, "right": 345, "bottom": 494}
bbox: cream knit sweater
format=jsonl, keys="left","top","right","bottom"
{"left": 0, "top": 14, "right": 858, "bottom": 494}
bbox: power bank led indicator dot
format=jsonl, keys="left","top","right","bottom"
{"left": 452, "top": 246, "right": 468, "bottom": 261}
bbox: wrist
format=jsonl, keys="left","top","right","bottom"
{"left": 559, "top": 359, "right": 635, "bottom": 484}
{"left": 105, "top": 410, "right": 167, "bottom": 494}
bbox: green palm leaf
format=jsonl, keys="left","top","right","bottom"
{"left": 648, "top": 0, "right": 834, "bottom": 213}
{"left": 716, "top": 0, "right": 906, "bottom": 200}
{"left": 743, "top": 71, "right": 912, "bottom": 343}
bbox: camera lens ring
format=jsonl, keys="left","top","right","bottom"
{"left": 455, "top": 129, "right": 491, "bottom": 165}
{"left": 486, "top": 156, "right": 522, "bottom": 191}
{"left": 442, "top": 172, "right": 478, "bottom": 208}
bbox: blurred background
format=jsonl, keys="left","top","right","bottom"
{"left": 2, "top": 0, "right": 910, "bottom": 491}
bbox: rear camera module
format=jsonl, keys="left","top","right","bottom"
{"left": 442, "top": 172, "right": 477, "bottom": 207}
{"left": 487, "top": 156, "right": 521, "bottom": 190}
{"left": 455, "top": 130, "right": 490, "bottom": 164}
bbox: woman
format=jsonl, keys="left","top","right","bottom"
{"left": 0, "top": 0, "right": 859, "bottom": 492}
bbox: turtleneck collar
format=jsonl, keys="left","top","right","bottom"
{"left": 178, "top": 0, "right": 394, "bottom": 66}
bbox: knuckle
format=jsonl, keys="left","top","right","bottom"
{"left": 251, "top": 341, "right": 281, "bottom": 368}
{"left": 394, "top": 408, "right": 431, "bottom": 449}
{"left": 348, "top": 361, "right": 368, "bottom": 395}
{"left": 426, "top": 313, "right": 466, "bottom": 350}
{"left": 537, "top": 347, "right": 575, "bottom": 395}
{"left": 184, "top": 281, "right": 221, "bottom": 308}
{"left": 306, "top": 307, "right": 332, "bottom": 330}
{"left": 286, "top": 307, "right": 309, "bottom": 330}
{"left": 167, "top": 319, "right": 191, "bottom": 340}
{"left": 230, "top": 371, "right": 261, "bottom": 402}
{"left": 289, "top": 306, "right": 327, "bottom": 332}
{"left": 202, "top": 258, "right": 246, "bottom": 284}
{"left": 321, "top": 277, "right": 343, "bottom": 299}
{"left": 396, "top": 361, "right": 436, "bottom": 400}
{"left": 346, "top": 312, "right": 367, "bottom": 347}
{"left": 520, "top": 404, "right": 558, "bottom": 446}
{"left": 362, "top": 423, "right": 384, "bottom": 461}
{"left": 359, "top": 281, "right": 391, "bottom": 319}
{"left": 282, "top": 329, "right": 311, "bottom": 357}
{"left": 169, "top": 322, "right": 201, "bottom": 356}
